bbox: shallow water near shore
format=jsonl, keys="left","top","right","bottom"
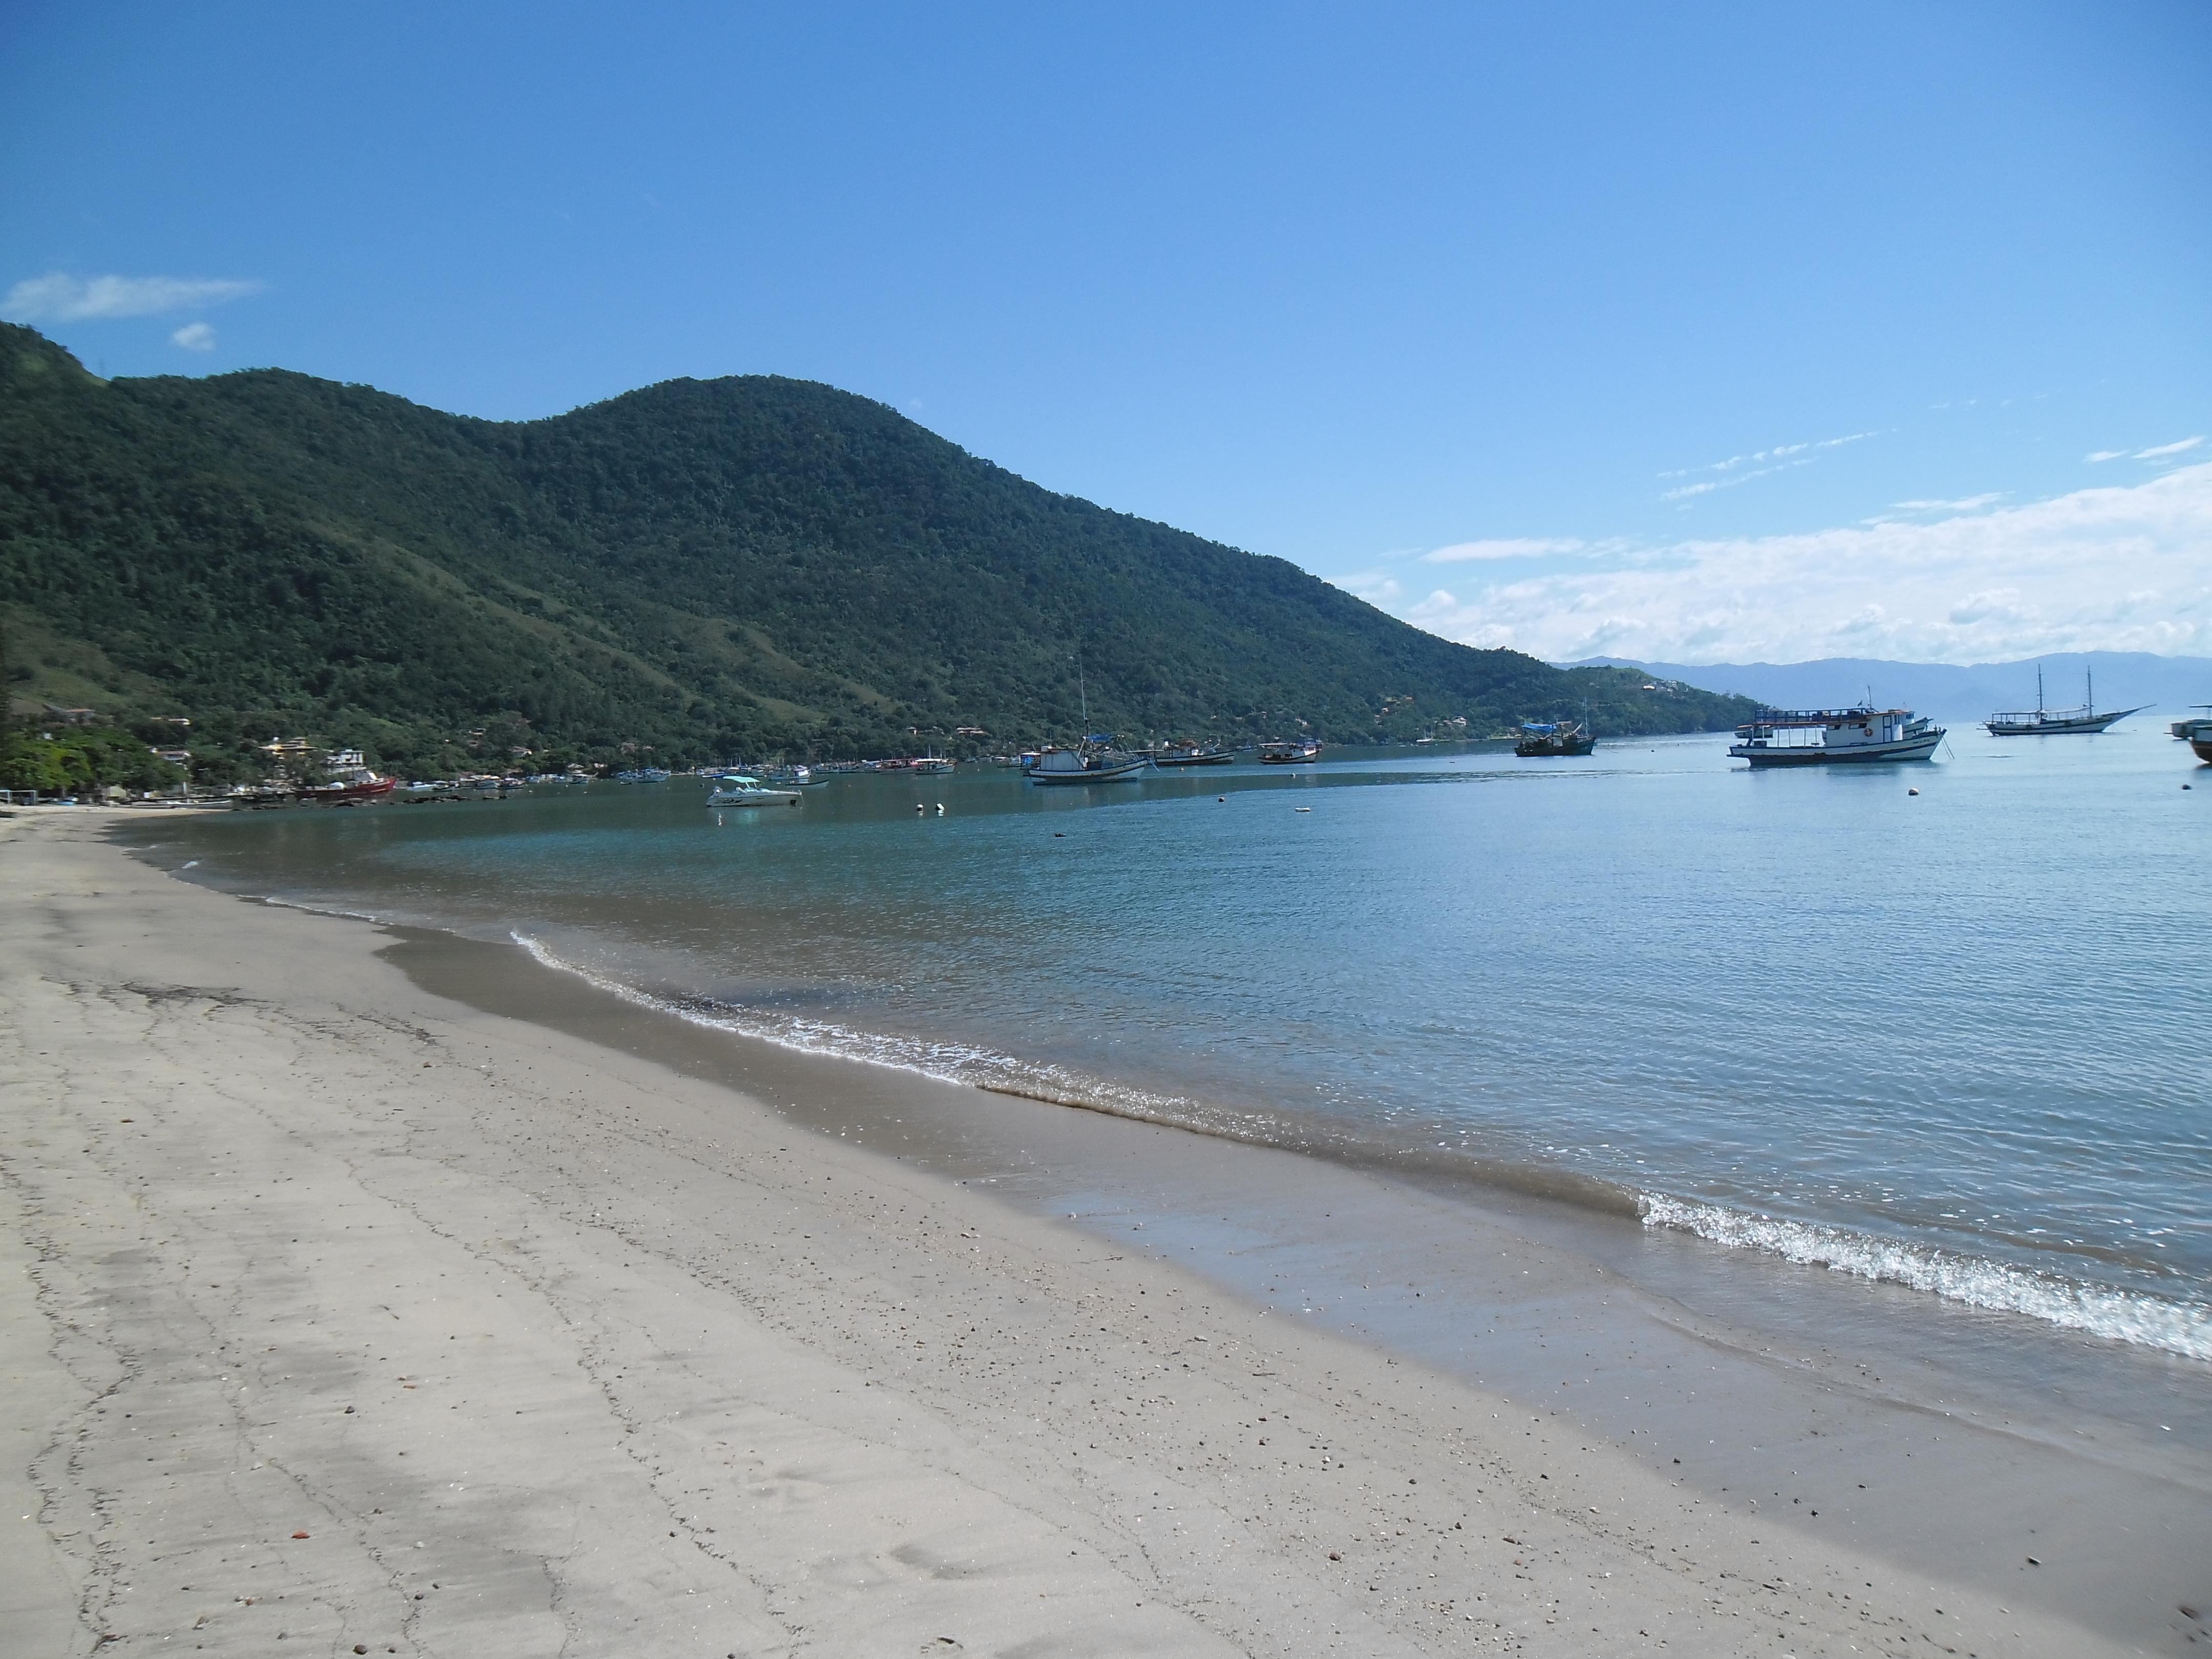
{"left": 130, "top": 725, "right": 2212, "bottom": 1366}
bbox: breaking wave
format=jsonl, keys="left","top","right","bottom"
{"left": 1640, "top": 1194, "right": 2212, "bottom": 1362}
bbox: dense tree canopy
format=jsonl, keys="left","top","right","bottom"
{"left": 1, "top": 323, "right": 1751, "bottom": 776}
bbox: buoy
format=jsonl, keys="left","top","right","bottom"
{"left": 1053, "top": 832, "right": 1065, "bottom": 837}
{"left": 1217, "top": 796, "right": 1226, "bottom": 802}
{"left": 915, "top": 802, "right": 925, "bottom": 813}
{"left": 935, "top": 803, "right": 946, "bottom": 815}
{"left": 1295, "top": 806, "right": 1312, "bottom": 813}
{"left": 1907, "top": 787, "right": 1919, "bottom": 796}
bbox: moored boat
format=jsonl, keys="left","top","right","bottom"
{"left": 708, "top": 774, "right": 803, "bottom": 805}
{"left": 1259, "top": 739, "right": 1321, "bottom": 764}
{"left": 1026, "top": 746, "right": 1149, "bottom": 784}
{"left": 1151, "top": 740, "right": 1236, "bottom": 767}
{"left": 2171, "top": 707, "right": 2212, "bottom": 763}
{"left": 302, "top": 766, "right": 397, "bottom": 804}
{"left": 1986, "top": 667, "right": 2146, "bottom": 736}
{"left": 1514, "top": 720, "right": 1595, "bottom": 758}
{"left": 1729, "top": 706, "right": 1943, "bottom": 767}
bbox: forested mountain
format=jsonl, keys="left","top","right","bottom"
{"left": 2, "top": 323, "right": 1751, "bottom": 780}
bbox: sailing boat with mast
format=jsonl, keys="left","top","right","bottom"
{"left": 1026, "top": 652, "right": 1150, "bottom": 784}
{"left": 1985, "top": 666, "right": 2147, "bottom": 736}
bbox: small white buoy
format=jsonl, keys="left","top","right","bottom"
{"left": 935, "top": 803, "right": 946, "bottom": 815}
{"left": 916, "top": 802, "right": 926, "bottom": 813}
{"left": 1295, "top": 806, "right": 1312, "bottom": 813}
{"left": 1907, "top": 787, "right": 1919, "bottom": 796}
{"left": 1217, "top": 796, "right": 1226, "bottom": 802}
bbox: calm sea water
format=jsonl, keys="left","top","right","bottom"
{"left": 135, "top": 724, "right": 2212, "bottom": 1359}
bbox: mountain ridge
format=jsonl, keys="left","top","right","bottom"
{"left": 2, "top": 323, "right": 1753, "bottom": 781}
{"left": 1565, "top": 652, "right": 2211, "bottom": 719}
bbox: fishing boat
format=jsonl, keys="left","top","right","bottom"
{"left": 2171, "top": 707, "right": 2212, "bottom": 763}
{"left": 1027, "top": 655, "right": 1149, "bottom": 783}
{"left": 1026, "top": 746, "right": 1149, "bottom": 784}
{"left": 301, "top": 764, "right": 397, "bottom": 804}
{"left": 764, "top": 764, "right": 828, "bottom": 787}
{"left": 1729, "top": 706, "right": 1943, "bottom": 767}
{"left": 1986, "top": 667, "right": 2147, "bottom": 736}
{"left": 1514, "top": 720, "right": 1595, "bottom": 758}
{"left": 707, "top": 774, "right": 803, "bottom": 805}
{"left": 1259, "top": 738, "right": 1322, "bottom": 764}
{"left": 1151, "top": 740, "right": 1235, "bottom": 767}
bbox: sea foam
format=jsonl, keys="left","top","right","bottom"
{"left": 1640, "top": 1193, "right": 2212, "bottom": 1362}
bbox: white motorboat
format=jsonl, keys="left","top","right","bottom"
{"left": 1729, "top": 706, "right": 1944, "bottom": 767}
{"left": 708, "top": 775, "right": 803, "bottom": 805}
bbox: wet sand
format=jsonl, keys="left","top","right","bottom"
{"left": 2, "top": 807, "right": 2197, "bottom": 1655}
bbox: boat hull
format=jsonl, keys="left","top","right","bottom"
{"left": 1515, "top": 737, "right": 1596, "bottom": 757}
{"left": 1986, "top": 709, "right": 2143, "bottom": 736}
{"left": 303, "top": 777, "right": 396, "bottom": 804}
{"left": 2193, "top": 738, "right": 2212, "bottom": 764}
{"left": 708, "top": 789, "right": 802, "bottom": 805}
{"left": 1152, "top": 751, "right": 1235, "bottom": 767}
{"left": 1729, "top": 730, "right": 1943, "bottom": 767}
{"left": 1026, "top": 760, "right": 1150, "bottom": 784}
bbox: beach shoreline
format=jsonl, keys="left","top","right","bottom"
{"left": 2, "top": 807, "right": 2196, "bottom": 1655}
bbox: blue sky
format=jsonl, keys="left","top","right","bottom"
{"left": 5, "top": 2, "right": 2208, "bottom": 663}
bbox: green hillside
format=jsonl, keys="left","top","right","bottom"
{"left": 1, "top": 323, "right": 1750, "bottom": 782}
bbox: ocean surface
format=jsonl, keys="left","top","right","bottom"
{"left": 133, "top": 723, "right": 2211, "bottom": 1362}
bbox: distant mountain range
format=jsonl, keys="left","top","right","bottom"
{"left": 1566, "top": 653, "right": 2212, "bottom": 721}
{"left": 0, "top": 322, "right": 1754, "bottom": 782}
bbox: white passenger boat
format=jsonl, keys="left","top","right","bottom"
{"left": 1728, "top": 706, "right": 1943, "bottom": 767}
{"left": 707, "top": 775, "right": 803, "bottom": 805}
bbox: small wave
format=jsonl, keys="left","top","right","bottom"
{"left": 257, "top": 895, "right": 390, "bottom": 924}
{"left": 1641, "top": 1194, "right": 2212, "bottom": 1362}
{"left": 511, "top": 931, "right": 1237, "bottom": 1129}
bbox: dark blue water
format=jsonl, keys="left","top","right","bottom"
{"left": 135, "top": 725, "right": 2212, "bottom": 1359}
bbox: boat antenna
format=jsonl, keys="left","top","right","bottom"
{"left": 1075, "top": 650, "right": 1089, "bottom": 743}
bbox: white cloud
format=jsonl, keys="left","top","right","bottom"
{"left": 2135, "top": 436, "right": 2203, "bottom": 461}
{"left": 1892, "top": 492, "right": 2002, "bottom": 513}
{"left": 1356, "top": 462, "right": 2212, "bottom": 664}
{"left": 170, "top": 322, "right": 216, "bottom": 352}
{"left": 1422, "top": 537, "right": 1585, "bottom": 563}
{"left": 2086, "top": 449, "right": 2128, "bottom": 463}
{"left": 2, "top": 271, "right": 263, "bottom": 323}
{"left": 1657, "top": 431, "right": 1875, "bottom": 498}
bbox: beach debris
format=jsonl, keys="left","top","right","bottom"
{"left": 291, "top": 1530, "right": 310, "bottom": 1539}
{"left": 1328, "top": 1550, "right": 1342, "bottom": 1560}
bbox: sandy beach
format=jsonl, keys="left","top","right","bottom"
{"left": 0, "top": 807, "right": 2182, "bottom": 1656}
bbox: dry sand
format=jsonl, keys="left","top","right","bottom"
{"left": 0, "top": 808, "right": 2159, "bottom": 1656}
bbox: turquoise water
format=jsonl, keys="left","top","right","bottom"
{"left": 138, "top": 725, "right": 2212, "bottom": 1359}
